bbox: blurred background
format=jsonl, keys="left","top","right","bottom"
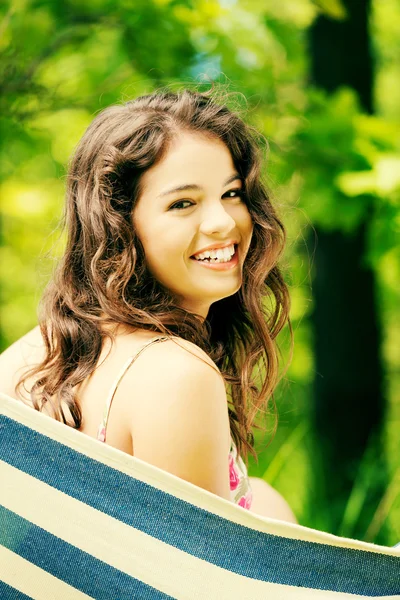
{"left": 0, "top": 0, "right": 399, "bottom": 545}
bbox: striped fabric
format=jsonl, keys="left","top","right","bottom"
{"left": 1, "top": 392, "right": 399, "bottom": 599}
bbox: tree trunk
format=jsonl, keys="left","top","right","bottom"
{"left": 308, "top": 0, "right": 386, "bottom": 541}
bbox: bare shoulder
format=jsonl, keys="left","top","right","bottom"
{"left": 141, "top": 335, "right": 219, "bottom": 372}
{"left": 117, "top": 334, "right": 232, "bottom": 500}
{"left": 123, "top": 334, "right": 225, "bottom": 411}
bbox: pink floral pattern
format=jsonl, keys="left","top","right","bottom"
{"left": 229, "top": 440, "right": 253, "bottom": 510}
{"left": 97, "top": 425, "right": 106, "bottom": 443}
{"left": 229, "top": 453, "right": 240, "bottom": 491}
{"left": 238, "top": 490, "right": 253, "bottom": 510}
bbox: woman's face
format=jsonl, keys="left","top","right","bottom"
{"left": 132, "top": 130, "right": 254, "bottom": 319}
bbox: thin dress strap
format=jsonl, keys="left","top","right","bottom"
{"left": 97, "top": 335, "right": 170, "bottom": 442}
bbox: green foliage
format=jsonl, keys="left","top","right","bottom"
{"left": 313, "top": 0, "right": 347, "bottom": 20}
{"left": 1, "top": 0, "right": 399, "bottom": 545}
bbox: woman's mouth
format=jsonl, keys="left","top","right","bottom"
{"left": 190, "top": 244, "right": 239, "bottom": 270}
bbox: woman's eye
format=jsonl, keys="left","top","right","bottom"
{"left": 169, "top": 189, "right": 244, "bottom": 210}
{"left": 223, "top": 188, "right": 245, "bottom": 200}
{"left": 169, "top": 200, "right": 194, "bottom": 210}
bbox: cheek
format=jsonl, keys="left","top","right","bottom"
{"left": 238, "top": 206, "right": 254, "bottom": 236}
{"left": 239, "top": 210, "right": 254, "bottom": 255}
{"left": 142, "top": 235, "right": 187, "bottom": 281}
{"left": 145, "top": 234, "right": 185, "bottom": 260}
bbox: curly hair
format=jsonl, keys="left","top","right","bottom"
{"left": 16, "top": 87, "right": 292, "bottom": 465}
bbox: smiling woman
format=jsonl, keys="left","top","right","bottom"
{"left": 0, "top": 88, "right": 294, "bottom": 521}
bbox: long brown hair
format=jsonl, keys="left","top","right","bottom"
{"left": 17, "top": 87, "right": 292, "bottom": 465}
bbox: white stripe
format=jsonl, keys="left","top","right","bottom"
{"left": 1, "top": 461, "right": 397, "bottom": 600}
{"left": 0, "top": 545, "right": 92, "bottom": 600}
{"left": 1, "top": 392, "right": 399, "bottom": 558}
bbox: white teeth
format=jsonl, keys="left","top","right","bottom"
{"left": 193, "top": 243, "right": 235, "bottom": 261}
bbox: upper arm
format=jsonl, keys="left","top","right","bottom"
{"left": 0, "top": 325, "right": 45, "bottom": 399}
{"left": 122, "top": 339, "right": 232, "bottom": 502}
{"left": 248, "top": 477, "right": 298, "bottom": 524}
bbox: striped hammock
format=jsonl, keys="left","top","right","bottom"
{"left": 1, "top": 391, "right": 399, "bottom": 599}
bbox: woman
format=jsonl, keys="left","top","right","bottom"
{"left": 0, "top": 89, "right": 296, "bottom": 522}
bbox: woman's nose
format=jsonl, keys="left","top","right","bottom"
{"left": 199, "top": 202, "right": 237, "bottom": 236}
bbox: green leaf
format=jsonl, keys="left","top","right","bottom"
{"left": 336, "top": 155, "right": 400, "bottom": 198}
{"left": 313, "top": 0, "right": 347, "bottom": 20}
{"left": 336, "top": 171, "right": 377, "bottom": 197}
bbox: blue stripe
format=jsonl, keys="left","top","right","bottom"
{"left": 0, "top": 506, "right": 174, "bottom": 600}
{"left": 1, "top": 416, "right": 399, "bottom": 596}
{"left": 0, "top": 581, "right": 33, "bottom": 600}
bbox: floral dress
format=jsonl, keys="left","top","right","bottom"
{"left": 229, "top": 438, "right": 253, "bottom": 509}
{"left": 96, "top": 335, "right": 253, "bottom": 511}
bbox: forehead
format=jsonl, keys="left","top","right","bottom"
{"left": 139, "top": 131, "right": 236, "bottom": 194}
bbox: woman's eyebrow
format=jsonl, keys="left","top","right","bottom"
{"left": 158, "top": 173, "right": 242, "bottom": 198}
